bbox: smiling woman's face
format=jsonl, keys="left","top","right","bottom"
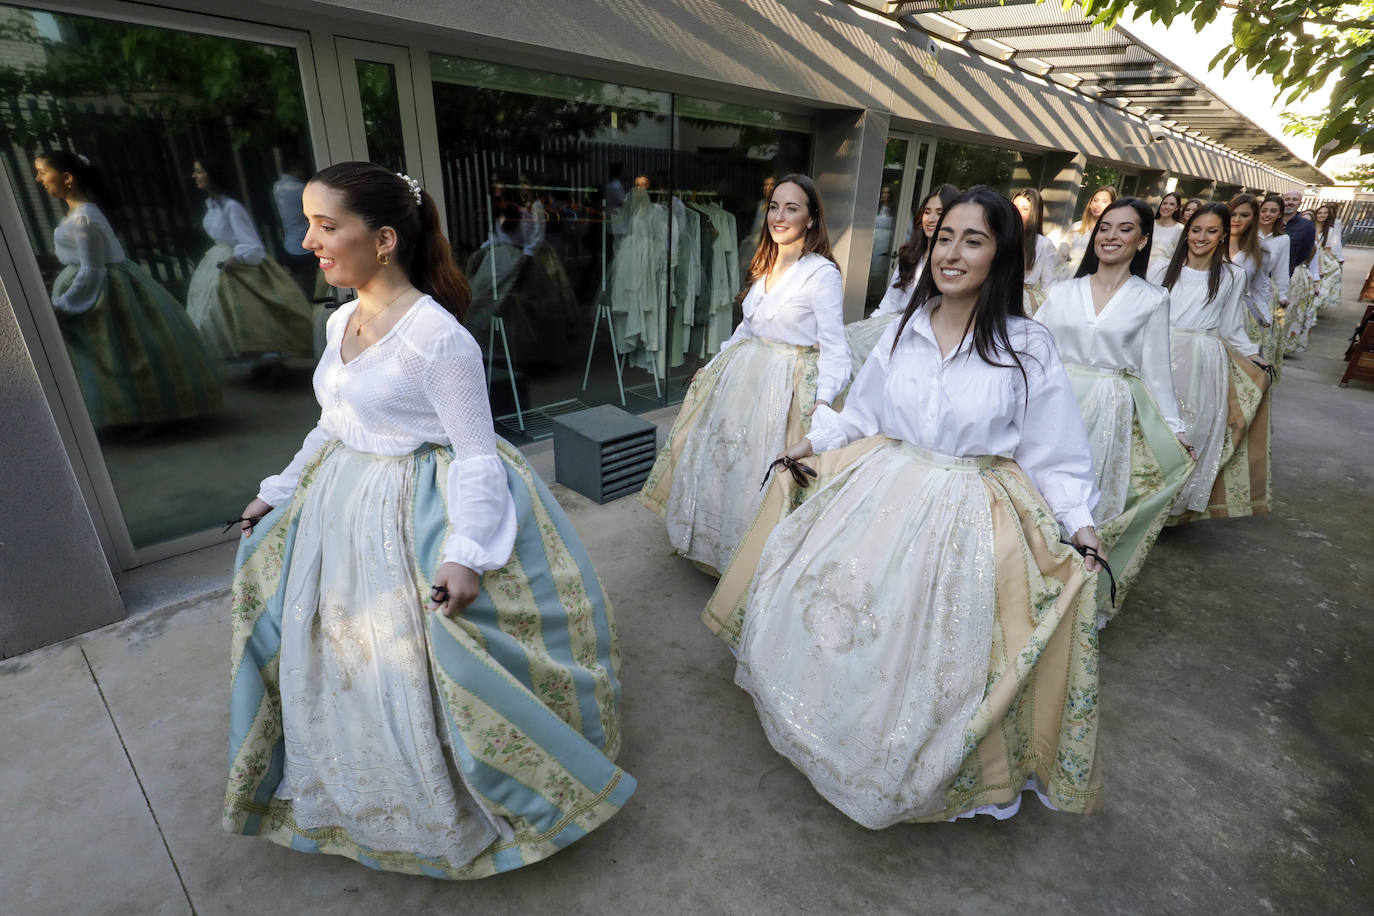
{"left": 931, "top": 202, "right": 995, "bottom": 299}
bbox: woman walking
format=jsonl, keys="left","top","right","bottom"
{"left": 1056, "top": 185, "right": 1116, "bottom": 281}
{"left": 705, "top": 187, "right": 1104, "bottom": 824}
{"left": 1012, "top": 187, "right": 1059, "bottom": 315}
{"left": 225, "top": 163, "right": 633, "bottom": 879}
{"left": 1150, "top": 191, "right": 1184, "bottom": 265}
{"left": 640, "top": 174, "right": 849, "bottom": 576}
{"left": 1034, "top": 197, "right": 1192, "bottom": 620}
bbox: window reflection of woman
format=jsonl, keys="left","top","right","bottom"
{"left": 227, "top": 162, "right": 632, "bottom": 878}
{"left": 1035, "top": 197, "right": 1193, "bottom": 618}
{"left": 187, "top": 156, "right": 314, "bottom": 365}
{"left": 706, "top": 187, "right": 1105, "bottom": 826}
{"left": 34, "top": 150, "right": 221, "bottom": 429}
{"left": 1012, "top": 186, "right": 1058, "bottom": 315}
{"left": 845, "top": 183, "right": 959, "bottom": 371}
{"left": 641, "top": 174, "right": 849, "bottom": 576}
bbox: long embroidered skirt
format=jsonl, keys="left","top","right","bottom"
{"left": 1066, "top": 364, "right": 1193, "bottom": 621}
{"left": 1169, "top": 328, "right": 1234, "bottom": 514}
{"left": 639, "top": 337, "right": 818, "bottom": 576}
{"left": 53, "top": 260, "right": 222, "bottom": 429}
{"left": 188, "top": 243, "right": 314, "bottom": 359}
{"left": 1314, "top": 250, "right": 1342, "bottom": 312}
{"left": 1283, "top": 268, "right": 1317, "bottom": 356}
{"left": 843, "top": 312, "right": 899, "bottom": 376}
{"left": 225, "top": 439, "right": 634, "bottom": 879}
{"left": 1169, "top": 349, "right": 1271, "bottom": 524}
{"left": 703, "top": 438, "right": 1101, "bottom": 826}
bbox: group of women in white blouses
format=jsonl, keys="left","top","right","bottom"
{"left": 643, "top": 175, "right": 1290, "bottom": 831}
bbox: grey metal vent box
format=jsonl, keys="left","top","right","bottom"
{"left": 550, "top": 405, "right": 658, "bottom": 504}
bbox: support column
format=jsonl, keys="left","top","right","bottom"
{"left": 1139, "top": 169, "right": 1168, "bottom": 203}
{"left": 1042, "top": 152, "right": 1085, "bottom": 242}
{"left": 0, "top": 276, "right": 123, "bottom": 657}
{"left": 811, "top": 108, "right": 891, "bottom": 322}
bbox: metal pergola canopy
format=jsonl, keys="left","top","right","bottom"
{"left": 884, "top": 0, "right": 1328, "bottom": 184}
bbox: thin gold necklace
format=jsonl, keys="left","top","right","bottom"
{"left": 354, "top": 287, "right": 411, "bottom": 336}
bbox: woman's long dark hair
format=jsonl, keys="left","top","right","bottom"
{"left": 196, "top": 156, "right": 238, "bottom": 199}
{"left": 1159, "top": 201, "right": 1230, "bottom": 303}
{"left": 1227, "top": 193, "right": 1262, "bottom": 270}
{"left": 1155, "top": 191, "right": 1183, "bottom": 223}
{"left": 38, "top": 149, "right": 121, "bottom": 219}
{"left": 310, "top": 161, "right": 472, "bottom": 320}
{"left": 892, "top": 185, "right": 1029, "bottom": 387}
{"left": 1012, "top": 187, "right": 1045, "bottom": 274}
{"left": 740, "top": 173, "right": 836, "bottom": 301}
{"left": 1261, "top": 193, "right": 1287, "bottom": 234}
{"left": 1076, "top": 197, "right": 1154, "bottom": 280}
{"left": 894, "top": 183, "right": 959, "bottom": 290}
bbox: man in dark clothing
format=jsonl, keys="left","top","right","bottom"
{"left": 1282, "top": 189, "right": 1315, "bottom": 275}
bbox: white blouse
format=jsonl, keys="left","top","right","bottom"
{"left": 1151, "top": 223, "right": 1183, "bottom": 261}
{"left": 717, "top": 252, "right": 851, "bottom": 403}
{"left": 257, "top": 296, "right": 517, "bottom": 573}
{"left": 202, "top": 197, "right": 266, "bottom": 264}
{"left": 809, "top": 305, "right": 1099, "bottom": 534}
{"left": 872, "top": 261, "right": 918, "bottom": 317}
{"left": 1034, "top": 275, "right": 1186, "bottom": 435}
{"left": 1259, "top": 232, "right": 1290, "bottom": 306}
{"left": 1230, "top": 249, "right": 1269, "bottom": 325}
{"left": 1025, "top": 234, "right": 1058, "bottom": 289}
{"left": 51, "top": 203, "right": 125, "bottom": 315}
{"left": 1147, "top": 262, "right": 1255, "bottom": 357}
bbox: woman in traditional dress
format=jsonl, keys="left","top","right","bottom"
{"left": 1147, "top": 203, "right": 1271, "bottom": 520}
{"left": 845, "top": 184, "right": 958, "bottom": 371}
{"left": 1312, "top": 203, "right": 1344, "bottom": 312}
{"left": 1226, "top": 194, "right": 1272, "bottom": 350}
{"left": 225, "top": 163, "right": 633, "bottom": 879}
{"left": 1283, "top": 209, "right": 1318, "bottom": 356}
{"left": 1150, "top": 191, "right": 1184, "bottom": 265}
{"left": 33, "top": 150, "right": 222, "bottom": 429}
{"left": 187, "top": 157, "right": 315, "bottom": 362}
{"left": 640, "top": 174, "right": 849, "bottom": 576}
{"left": 1034, "top": 197, "right": 1193, "bottom": 621}
{"left": 1255, "top": 195, "right": 1290, "bottom": 371}
{"left": 1013, "top": 187, "right": 1060, "bottom": 315}
{"left": 1056, "top": 185, "right": 1116, "bottom": 281}
{"left": 704, "top": 186, "right": 1104, "bottom": 825}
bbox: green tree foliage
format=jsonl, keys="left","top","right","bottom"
{"left": 1068, "top": 0, "right": 1374, "bottom": 165}
{"left": 1335, "top": 161, "right": 1374, "bottom": 190}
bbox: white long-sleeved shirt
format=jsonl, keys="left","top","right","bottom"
{"left": 203, "top": 197, "right": 266, "bottom": 265}
{"left": 1148, "top": 262, "right": 1256, "bottom": 358}
{"left": 50, "top": 203, "right": 125, "bottom": 315}
{"left": 257, "top": 296, "right": 516, "bottom": 573}
{"left": 1230, "top": 249, "right": 1269, "bottom": 325}
{"left": 1026, "top": 234, "right": 1058, "bottom": 290}
{"left": 1151, "top": 223, "right": 1184, "bottom": 263}
{"left": 1259, "top": 231, "right": 1290, "bottom": 306}
{"left": 872, "top": 260, "right": 919, "bottom": 317}
{"left": 808, "top": 304, "right": 1099, "bottom": 534}
{"left": 1034, "top": 275, "right": 1186, "bottom": 435}
{"left": 716, "top": 252, "right": 851, "bottom": 403}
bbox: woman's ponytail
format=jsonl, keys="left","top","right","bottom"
{"left": 411, "top": 190, "right": 471, "bottom": 320}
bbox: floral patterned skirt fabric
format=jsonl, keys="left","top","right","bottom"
{"left": 225, "top": 439, "right": 634, "bottom": 879}
{"left": 705, "top": 437, "right": 1102, "bottom": 825}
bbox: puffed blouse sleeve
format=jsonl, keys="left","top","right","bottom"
{"left": 1218, "top": 266, "right": 1257, "bottom": 358}
{"left": 256, "top": 423, "right": 334, "bottom": 507}
{"left": 224, "top": 199, "right": 266, "bottom": 265}
{"left": 808, "top": 319, "right": 894, "bottom": 453}
{"left": 1139, "top": 287, "right": 1186, "bottom": 435}
{"left": 1013, "top": 325, "right": 1099, "bottom": 534}
{"left": 50, "top": 211, "right": 107, "bottom": 315}
{"left": 809, "top": 262, "right": 851, "bottom": 403}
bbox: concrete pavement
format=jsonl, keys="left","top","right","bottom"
{"left": 3, "top": 251, "right": 1372, "bottom": 914}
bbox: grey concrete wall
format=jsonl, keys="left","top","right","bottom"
{"left": 812, "top": 108, "right": 891, "bottom": 323}
{"left": 0, "top": 278, "right": 123, "bottom": 657}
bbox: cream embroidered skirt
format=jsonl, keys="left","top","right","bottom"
{"left": 639, "top": 337, "right": 819, "bottom": 576}
{"left": 188, "top": 243, "right": 315, "bottom": 359}
{"left": 1169, "top": 328, "right": 1233, "bottom": 513}
{"left": 1283, "top": 267, "right": 1317, "bottom": 356}
{"left": 225, "top": 439, "right": 634, "bottom": 878}
{"left": 704, "top": 437, "right": 1102, "bottom": 826}
{"left": 843, "top": 312, "right": 900, "bottom": 376}
{"left": 1065, "top": 364, "right": 1193, "bottom": 620}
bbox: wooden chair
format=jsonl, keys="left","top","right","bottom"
{"left": 1340, "top": 305, "right": 1374, "bottom": 386}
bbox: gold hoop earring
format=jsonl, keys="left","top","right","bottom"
{"left": 377, "top": 251, "right": 389, "bottom": 266}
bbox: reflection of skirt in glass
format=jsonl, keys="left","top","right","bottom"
{"left": 1169, "top": 350, "right": 1271, "bottom": 525}
{"left": 187, "top": 244, "right": 315, "bottom": 359}
{"left": 53, "top": 261, "right": 222, "bottom": 429}
{"left": 844, "top": 312, "right": 899, "bottom": 376}
{"left": 1283, "top": 268, "right": 1317, "bottom": 355}
{"left": 225, "top": 439, "right": 634, "bottom": 879}
{"left": 704, "top": 438, "right": 1101, "bottom": 826}
{"left": 1066, "top": 364, "right": 1193, "bottom": 620}
{"left": 639, "top": 337, "right": 819, "bottom": 576}
{"left": 465, "top": 242, "right": 580, "bottom": 370}
{"left": 1314, "top": 250, "right": 1342, "bottom": 312}
{"left": 1169, "top": 329, "right": 1231, "bottom": 513}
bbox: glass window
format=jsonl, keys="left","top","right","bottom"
{"left": 430, "top": 54, "right": 812, "bottom": 437}
{"left": 865, "top": 136, "right": 908, "bottom": 312}
{"left": 355, "top": 59, "right": 406, "bottom": 173}
{"left": 928, "top": 138, "right": 1045, "bottom": 198}
{"left": 0, "top": 5, "right": 323, "bottom": 550}
{"left": 1075, "top": 162, "right": 1122, "bottom": 219}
